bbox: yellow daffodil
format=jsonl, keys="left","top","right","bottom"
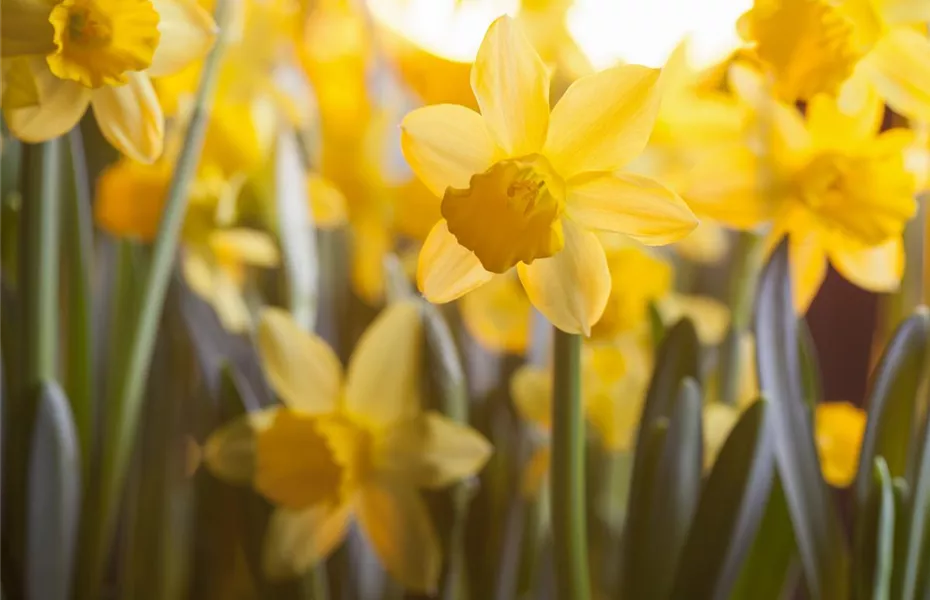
{"left": 1, "top": 0, "right": 216, "bottom": 162}
{"left": 511, "top": 338, "right": 652, "bottom": 495}
{"left": 402, "top": 15, "right": 698, "bottom": 335}
{"left": 460, "top": 273, "right": 533, "bottom": 355}
{"left": 686, "top": 64, "right": 917, "bottom": 312}
{"left": 738, "top": 0, "right": 930, "bottom": 121}
{"left": 815, "top": 401, "right": 867, "bottom": 487}
{"left": 204, "top": 302, "right": 492, "bottom": 591}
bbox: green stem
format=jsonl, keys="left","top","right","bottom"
{"left": 550, "top": 328, "right": 590, "bottom": 600}
{"left": 718, "top": 230, "right": 764, "bottom": 406}
{"left": 64, "top": 128, "right": 95, "bottom": 488}
{"left": 7, "top": 139, "right": 63, "bottom": 585}
{"left": 77, "top": 4, "right": 232, "bottom": 596}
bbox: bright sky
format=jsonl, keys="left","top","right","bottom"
{"left": 366, "top": 0, "right": 751, "bottom": 67}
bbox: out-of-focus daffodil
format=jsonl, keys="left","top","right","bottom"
{"left": 403, "top": 15, "right": 697, "bottom": 335}
{"left": 511, "top": 338, "right": 652, "bottom": 495}
{"left": 204, "top": 302, "right": 492, "bottom": 591}
{"left": 814, "top": 401, "right": 867, "bottom": 487}
{"left": 702, "top": 333, "right": 759, "bottom": 467}
{"left": 673, "top": 221, "right": 730, "bottom": 264}
{"left": 307, "top": 173, "right": 349, "bottom": 230}
{"left": 460, "top": 273, "right": 533, "bottom": 355}
{"left": 686, "top": 64, "right": 917, "bottom": 312}
{"left": 738, "top": 0, "right": 930, "bottom": 121}
{"left": 1, "top": 0, "right": 216, "bottom": 162}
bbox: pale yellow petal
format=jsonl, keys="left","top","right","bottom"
{"left": 400, "top": 104, "right": 498, "bottom": 197}
{"left": 807, "top": 92, "right": 883, "bottom": 150}
{"left": 517, "top": 218, "right": 610, "bottom": 336}
{"left": 565, "top": 172, "right": 697, "bottom": 245}
{"left": 357, "top": 481, "right": 441, "bottom": 594}
{"left": 470, "top": 15, "right": 549, "bottom": 156}
{"left": 307, "top": 174, "right": 348, "bottom": 230}
{"left": 784, "top": 226, "right": 828, "bottom": 314}
{"left": 510, "top": 365, "right": 552, "bottom": 431}
{"left": 90, "top": 73, "right": 164, "bottom": 163}
{"left": 815, "top": 402, "right": 866, "bottom": 487}
{"left": 828, "top": 236, "right": 904, "bottom": 293}
{"left": 212, "top": 272, "right": 252, "bottom": 333}
{"left": 657, "top": 294, "right": 731, "bottom": 345}
{"left": 682, "top": 147, "right": 777, "bottom": 230}
{"left": 202, "top": 409, "right": 277, "bottom": 485}
{"left": 148, "top": 0, "right": 217, "bottom": 77}
{"left": 459, "top": 274, "right": 532, "bottom": 354}
{"left": 1, "top": 0, "right": 54, "bottom": 56}
{"left": 545, "top": 64, "right": 662, "bottom": 178}
{"left": 263, "top": 504, "right": 353, "bottom": 580}
{"left": 862, "top": 27, "right": 930, "bottom": 122}
{"left": 417, "top": 220, "right": 493, "bottom": 304}
{"left": 210, "top": 228, "right": 280, "bottom": 268}
{"left": 257, "top": 308, "right": 342, "bottom": 413}
{"left": 351, "top": 217, "right": 391, "bottom": 305}
{"left": 876, "top": 0, "right": 930, "bottom": 25}
{"left": 2, "top": 57, "right": 40, "bottom": 109}
{"left": 374, "top": 412, "right": 492, "bottom": 489}
{"left": 5, "top": 59, "right": 90, "bottom": 143}
{"left": 345, "top": 300, "right": 422, "bottom": 430}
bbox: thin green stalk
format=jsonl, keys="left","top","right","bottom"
{"left": 550, "top": 328, "right": 590, "bottom": 600}
{"left": 7, "top": 138, "right": 63, "bottom": 587}
{"left": 77, "top": 5, "right": 232, "bottom": 597}
{"left": 64, "top": 128, "right": 95, "bottom": 487}
{"left": 718, "top": 230, "right": 763, "bottom": 406}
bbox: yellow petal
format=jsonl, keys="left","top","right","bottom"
{"left": 815, "top": 401, "right": 866, "bottom": 487}
{"left": 544, "top": 64, "right": 662, "bottom": 178}
{"left": 257, "top": 308, "right": 343, "bottom": 413}
{"left": 783, "top": 225, "right": 828, "bottom": 314}
{"left": 148, "top": 0, "right": 217, "bottom": 77}
{"left": 417, "top": 220, "right": 493, "bottom": 304}
{"left": 682, "top": 147, "right": 776, "bottom": 230}
{"left": 210, "top": 228, "right": 280, "bottom": 268}
{"left": 807, "top": 91, "right": 883, "bottom": 150}
{"left": 520, "top": 446, "right": 551, "bottom": 497}
{"left": 862, "top": 27, "right": 930, "bottom": 122}
{"left": 4, "top": 59, "right": 90, "bottom": 143}
{"left": 263, "top": 504, "right": 353, "bottom": 580}
{"left": 657, "top": 294, "right": 731, "bottom": 345}
{"left": 510, "top": 365, "right": 552, "bottom": 431}
{"left": 350, "top": 217, "right": 390, "bottom": 305}
{"left": 307, "top": 174, "right": 348, "bottom": 230}
{"left": 94, "top": 159, "right": 169, "bottom": 241}
{"left": 876, "top": 0, "right": 930, "bottom": 23}
{"left": 345, "top": 300, "right": 422, "bottom": 430}
{"left": 674, "top": 221, "right": 729, "bottom": 265}
{"left": 374, "top": 411, "right": 492, "bottom": 489}
{"left": 517, "top": 218, "right": 610, "bottom": 336}
{"left": 202, "top": 409, "right": 277, "bottom": 485}
{"left": 212, "top": 272, "right": 253, "bottom": 333}
{"left": 0, "top": 0, "right": 55, "bottom": 56}
{"left": 90, "top": 72, "right": 164, "bottom": 163}
{"left": 470, "top": 15, "right": 549, "bottom": 156}
{"left": 460, "top": 274, "right": 532, "bottom": 354}
{"left": 400, "top": 104, "right": 498, "bottom": 197}
{"left": 565, "top": 172, "right": 697, "bottom": 245}
{"left": 2, "top": 57, "right": 40, "bottom": 109}
{"left": 254, "top": 410, "right": 345, "bottom": 509}
{"left": 357, "top": 481, "right": 441, "bottom": 593}
{"left": 828, "top": 235, "right": 904, "bottom": 293}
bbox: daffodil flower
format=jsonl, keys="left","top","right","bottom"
{"left": 1, "top": 0, "right": 216, "bottom": 162}
{"left": 814, "top": 401, "right": 867, "bottom": 487}
{"left": 204, "top": 301, "right": 492, "bottom": 592}
{"left": 401, "top": 15, "right": 698, "bottom": 335}
{"left": 738, "top": 0, "right": 930, "bottom": 121}
{"left": 685, "top": 64, "right": 917, "bottom": 313}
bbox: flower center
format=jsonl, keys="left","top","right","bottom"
{"left": 442, "top": 154, "right": 566, "bottom": 274}
{"left": 47, "top": 0, "right": 160, "bottom": 88}
{"left": 797, "top": 150, "right": 915, "bottom": 245}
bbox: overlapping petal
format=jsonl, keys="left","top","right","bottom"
{"left": 149, "top": 0, "right": 217, "bottom": 77}
{"left": 418, "top": 221, "right": 493, "bottom": 303}
{"left": 828, "top": 235, "right": 904, "bottom": 292}
{"left": 90, "top": 72, "right": 164, "bottom": 163}
{"left": 5, "top": 59, "right": 91, "bottom": 143}
{"left": 263, "top": 503, "right": 353, "bottom": 580}
{"left": 861, "top": 28, "right": 930, "bottom": 122}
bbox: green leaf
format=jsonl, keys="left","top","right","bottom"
{"left": 728, "top": 476, "right": 797, "bottom": 600}
{"left": 671, "top": 399, "right": 774, "bottom": 600}
{"left": 898, "top": 409, "right": 930, "bottom": 600}
{"left": 858, "top": 458, "right": 895, "bottom": 600}
{"left": 753, "top": 241, "right": 848, "bottom": 599}
{"left": 27, "top": 381, "right": 80, "bottom": 600}
{"left": 797, "top": 318, "right": 823, "bottom": 411}
{"left": 856, "top": 310, "right": 929, "bottom": 506}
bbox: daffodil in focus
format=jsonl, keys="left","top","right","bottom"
{"left": 1, "top": 0, "right": 216, "bottom": 162}
{"left": 814, "top": 401, "right": 867, "bottom": 487}
{"left": 738, "top": 0, "right": 930, "bottom": 120}
{"left": 204, "top": 301, "right": 492, "bottom": 591}
{"left": 686, "top": 64, "right": 917, "bottom": 313}
{"left": 402, "top": 15, "right": 698, "bottom": 335}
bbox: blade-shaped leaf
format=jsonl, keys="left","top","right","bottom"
{"left": 753, "top": 241, "right": 848, "bottom": 599}
{"left": 898, "top": 409, "right": 930, "bottom": 600}
{"left": 858, "top": 458, "right": 895, "bottom": 600}
{"left": 671, "top": 398, "right": 774, "bottom": 600}
{"left": 27, "top": 381, "right": 80, "bottom": 600}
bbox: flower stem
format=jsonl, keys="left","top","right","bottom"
{"left": 718, "top": 230, "right": 763, "bottom": 406}
{"left": 550, "top": 328, "right": 590, "bottom": 600}
{"left": 76, "top": 3, "right": 233, "bottom": 596}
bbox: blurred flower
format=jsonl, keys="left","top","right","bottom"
{"left": 510, "top": 337, "right": 652, "bottom": 495}
{"left": 204, "top": 302, "right": 492, "bottom": 591}
{"left": 814, "top": 401, "right": 867, "bottom": 487}
{"left": 460, "top": 273, "right": 533, "bottom": 355}
{"left": 686, "top": 64, "right": 917, "bottom": 312}
{"left": 404, "top": 15, "right": 697, "bottom": 335}
{"left": 738, "top": 0, "right": 930, "bottom": 120}
{"left": 701, "top": 333, "right": 759, "bottom": 468}
{"left": 1, "top": 0, "right": 216, "bottom": 161}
